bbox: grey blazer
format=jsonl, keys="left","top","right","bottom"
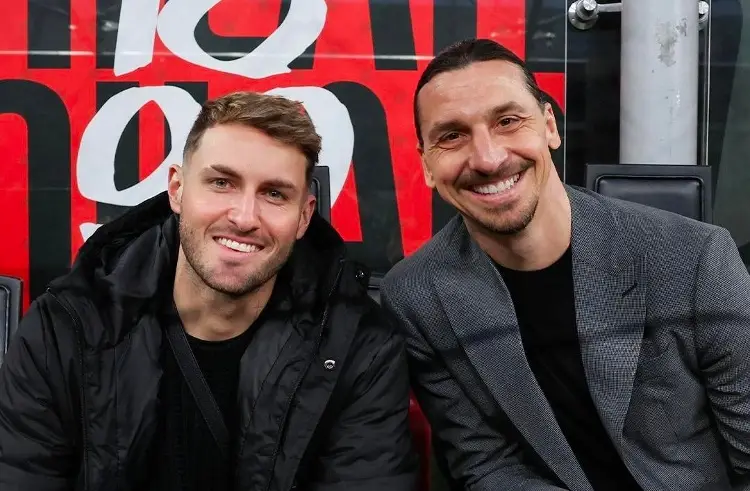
{"left": 382, "top": 186, "right": 750, "bottom": 491}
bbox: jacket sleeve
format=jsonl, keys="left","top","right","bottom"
{"left": 694, "top": 227, "right": 750, "bottom": 479}
{"left": 0, "top": 298, "right": 78, "bottom": 491}
{"left": 307, "top": 312, "right": 419, "bottom": 491}
{"left": 380, "top": 285, "right": 565, "bottom": 491}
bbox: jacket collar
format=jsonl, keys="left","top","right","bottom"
{"left": 50, "top": 191, "right": 366, "bottom": 326}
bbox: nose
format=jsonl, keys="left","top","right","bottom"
{"left": 468, "top": 126, "right": 509, "bottom": 175}
{"left": 227, "top": 193, "right": 261, "bottom": 232}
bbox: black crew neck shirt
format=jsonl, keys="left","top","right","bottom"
{"left": 144, "top": 304, "right": 262, "bottom": 491}
{"left": 495, "top": 248, "right": 641, "bottom": 490}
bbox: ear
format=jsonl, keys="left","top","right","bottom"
{"left": 543, "top": 102, "right": 561, "bottom": 150}
{"left": 296, "top": 192, "right": 317, "bottom": 239}
{"left": 419, "top": 145, "right": 436, "bottom": 189}
{"left": 167, "top": 164, "right": 184, "bottom": 214}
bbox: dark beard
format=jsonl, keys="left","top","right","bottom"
{"left": 486, "top": 198, "right": 537, "bottom": 235}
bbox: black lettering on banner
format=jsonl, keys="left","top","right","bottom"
{"left": 433, "top": 0, "right": 477, "bottom": 54}
{"left": 95, "top": 81, "right": 140, "bottom": 224}
{"left": 96, "top": 0, "right": 123, "bottom": 69}
{"left": 194, "top": 0, "right": 316, "bottom": 70}
{"left": 27, "top": 0, "right": 71, "bottom": 68}
{"left": 369, "top": 0, "right": 417, "bottom": 70}
{"left": 0, "top": 80, "right": 72, "bottom": 299}
{"left": 524, "top": 0, "right": 566, "bottom": 74}
{"left": 164, "top": 82, "right": 209, "bottom": 157}
{"left": 325, "top": 82, "right": 403, "bottom": 275}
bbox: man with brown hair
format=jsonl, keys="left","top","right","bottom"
{"left": 0, "top": 91, "right": 418, "bottom": 491}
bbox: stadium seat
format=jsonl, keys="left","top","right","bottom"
{"left": 0, "top": 275, "right": 22, "bottom": 367}
{"left": 311, "top": 165, "right": 332, "bottom": 223}
{"left": 585, "top": 163, "right": 713, "bottom": 223}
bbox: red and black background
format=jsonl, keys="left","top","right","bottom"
{"left": 0, "top": 0, "right": 574, "bottom": 308}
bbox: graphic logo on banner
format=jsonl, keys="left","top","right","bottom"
{"left": 0, "top": 0, "right": 565, "bottom": 303}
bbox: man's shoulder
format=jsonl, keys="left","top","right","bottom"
{"left": 25, "top": 291, "right": 78, "bottom": 329}
{"left": 572, "top": 186, "right": 720, "bottom": 253}
{"left": 327, "top": 292, "right": 405, "bottom": 366}
{"left": 9, "top": 291, "right": 80, "bottom": 366}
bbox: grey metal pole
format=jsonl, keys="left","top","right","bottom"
{"left": 620, "top": 0, "right": 699, "bottom": 165}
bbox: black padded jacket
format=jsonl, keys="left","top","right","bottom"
{"left": 0, "top": 191, "right": 418, "bottom": 491}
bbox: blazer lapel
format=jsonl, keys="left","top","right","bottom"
{"left": 431, "top": 220, "right": 590, "bottom": 491}
{"left": 568, "top": 187, "right": 646, "bottom": 445}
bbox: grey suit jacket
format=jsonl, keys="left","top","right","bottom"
{"left": 382, "top": 186, "right": 750, "bottom": 491}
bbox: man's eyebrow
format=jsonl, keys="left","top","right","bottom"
{"left": 488, "top": 101, "right": 528, "bottom": 117}
{"left": 204, "top": 166, "right": 300, "bottom": 191}
{"left": 427, "top": 119, "right": 467, "bottom": 143}
{"left": 261, "top": 178, "right": 298, "bottom": 191}
{"left": 203, "top": 163, "right": 242, "bottom": 180}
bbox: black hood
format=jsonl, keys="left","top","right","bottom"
{"left": 49, "top": 191, "right": 365, "bottom": 332}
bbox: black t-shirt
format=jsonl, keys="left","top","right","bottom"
{"left": 144, "top": 305, "right": 262, "bottom": 491}
{"left": 496, "top": 247, "right": 641, "bottom": 491}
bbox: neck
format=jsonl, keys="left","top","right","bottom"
{"left": 469, "top": 172, "right": 572, "bottom": 271}
{"left": 173, "top": 250, "right": 276, "bottom": 341}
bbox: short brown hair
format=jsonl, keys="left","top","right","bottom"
{"left": 183, "top": 91, "right": 322, "bottom": 182}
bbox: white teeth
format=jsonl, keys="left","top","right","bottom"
{"left": 472, "top": 174, "right": 520, "bottom": 195}
{"left": 217, "top": 237, "right": 259, "bottom": 253}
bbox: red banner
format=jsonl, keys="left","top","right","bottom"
{"left": 0, "top": 0, "right": 565, "bottom": 308}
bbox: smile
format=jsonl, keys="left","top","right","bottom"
{"left": 215, "top": 237, "right": 262, "bottom": 253}
{"left": 470, "top": 172, "right": 521, "bottom": 195}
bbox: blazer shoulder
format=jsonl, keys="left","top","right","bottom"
{"left": 383, "top": 215, "right": 464, "bottom": 300}
{"left": 574, "top": 186, "right": 720, "bottom": 252}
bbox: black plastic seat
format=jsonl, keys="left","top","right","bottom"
{"left": 585, "top": 164, "right": 713, "bottom": 223}
{"left": 0, "top": 276, "right": 23, "bottom": 367}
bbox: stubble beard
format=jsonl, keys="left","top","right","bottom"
{"left": 459, "top": 159, "right": 539, "bottom": 236}
{"left": 463, "top": 189, "right": 539, "bottom": 238}
{"left": 178, "top": 215, "right": 294, "bottom": 299}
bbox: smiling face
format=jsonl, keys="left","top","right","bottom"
{"left": 417, "top": 60, "right": 561, "bottom": 236}
{"left": 168, "top": 123, "right": 315, "bottom": 297}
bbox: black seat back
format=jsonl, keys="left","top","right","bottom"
{"left": 0, "top": 276, "right": 23, "bottom": 367}
{"left": 310, "top": 165, "right": 331, "bottom": 223}
{"left": 309, "top": 165, "right": 384, "bottom": 303}
{"left": 367, "top": 275, "right": 382, "bottom": 305}
{"left": 585, "top": 164, "right": 713, "bottom": 222}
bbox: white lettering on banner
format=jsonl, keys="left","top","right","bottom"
{"left": 114, "top": 0, "right": 328, "bottom": 78}
{"left": 77, "top": 86, "right": 202, "bottom": 240}
{"left": 80, "top": 0, "right": 354, "bottom": 243}
{"left": 112, "top": 0, "right": 160, "bottom": 76}
{"left": 77, "top": 86, "right": 353, "bottom": 242}
{"left": 267, "top": 87, "right": 353, "bottom": 210}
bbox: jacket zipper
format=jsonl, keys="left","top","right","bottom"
{"left": 261, "top": 259, "right": 346, "bottom": 491}
{"left": 48, "top": 289, "right": 90, "bottom": 491}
